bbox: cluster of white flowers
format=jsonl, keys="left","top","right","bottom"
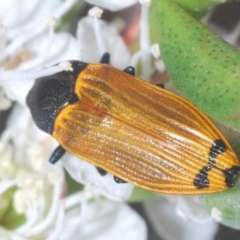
{"left": 0, "top": 0, "right": 220, "bottom": 239}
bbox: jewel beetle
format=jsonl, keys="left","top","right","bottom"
{"left": 27, "top": 54, "right": 240, "bottom": 194}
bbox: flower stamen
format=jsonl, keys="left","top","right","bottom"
{"left": 211, "top": 207, "right": 222, "bottom": 222}
{"left": 88, "top": 7, "right": 107, "bottom": 57}
{"left": 25, "top": 179, "right": 62, "bottom": 237}
{"left": 46, "top": 200, "right": 65, "bottom": 240}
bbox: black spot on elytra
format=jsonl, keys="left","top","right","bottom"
{"left": 193, "top": 166, "right": 210, "bottom": 189}
{"left": 222, "top": 166, "right": 240, "bottom": 188}
{"left": 193, "top": 139, "right": 227, "bottom": 189}
{"left": 209, "top": 139, "right": 227, "bottom": 166}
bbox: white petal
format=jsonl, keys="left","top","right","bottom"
{"left": 18, "top": 32, "right": 80, "bottom": 70}
{"left": 166, "top": 195, "right": 213, "bottom": 224}
{"left": 144, "top": 197, "right": 218, "bottom": 240}
{"left": 0, "top": 104, "right": 65, "bottom": 238}
{"left": 60, "top": 200, "right": 147, "bottom": 240}
{"left": 5, "top": 104, "right": 58, "bottom": 160}
{"left": 0, "top": 0, "right": 40, "bottom": 28}
{"left": 84, "top": 0, "right": 138, "bottom": 11}
{"left": 0, "top": 0, "right": 62, "bottom": 40}
{"left": 77, "top": 16, "right": 130, "bottom": 69}
{"left": 1, "top": 32, "right": 79, "bottom": 105}
{"left": 62, "top": 154, "right": 134, "bottom": 201}
{"left": 2, "top": 76, "right": 34, "bottom": 105}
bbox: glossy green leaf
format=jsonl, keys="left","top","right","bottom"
{"left": 150, "top": 0, "right": 240, "bottom": 130}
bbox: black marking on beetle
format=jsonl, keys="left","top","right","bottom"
{"left": 156, "top": 83, "right": 165, "bottom": 88}
{"left": 49, "top": 145, "right": 66, "bottom": 164}
{"left": 193, "top": 166, "right": 210, "bottom": 189}
{"left": 193, "top": 139, "right": 228, "bottom": 189}
{"left": 114, "top": 176, "right": 127, "bottom": 184}
{"left": 209, "top": 139, "right": 227, "bottom": 166}
{"left": 222, "top": 166, "right": 240, "bottom": 188}
{"left": 96, "top": 167, "right": 107, "bottom": 176}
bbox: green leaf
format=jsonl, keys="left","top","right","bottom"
{"left": 201, "top": 177, "right": 240, "bottom": 229}
{"left": 172, "top": 0, "right": 227, "bottom": 15}
{"left": 150, "top": 0, "right": 240, "bottom": 130}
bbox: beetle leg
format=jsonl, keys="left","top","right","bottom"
{"left": 96, "top": 167, "right": 108, "bottom": 176}
{"left": 96, "top": 167, "right": 127, "bottom": 183}
{"left": 49, "top": 145, "right": 66, "bottom": 164}
{"left": 156, "top": 83, "right": 165, "bottom": 88}
{"left": 100, "top": 52, "right": 110, "bottom": 64}
{"left": 113, "top": 176, "right": 127, "bottom": 183}
{"left": 123, "top": 66, "right": 135, "bottom": 76}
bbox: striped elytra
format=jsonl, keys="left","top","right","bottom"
{"left": 27, "top": 61, "right": 240, "bottom": 194}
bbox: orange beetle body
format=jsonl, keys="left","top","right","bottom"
{"left": 27, "top": 61, "right": 240, "bottom": 194}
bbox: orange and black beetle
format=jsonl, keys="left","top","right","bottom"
{"left": 27, "top": 54, "right": 240, "bottom": 194}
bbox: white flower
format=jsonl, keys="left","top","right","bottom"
{"left": 0, "top": 0, "right": 79, "bottom": 108}
{"left": 1, "top": 32, "right": 79, "bottom": 106}
{"left": 62, "top": 154, "right": 134, "bottom": 202}
{"left": 84, "top": 0, "right": 139, "bottom": 11}
{"left": 0, "top": 105, "right": 65, "bottom": 239}
{"left": 60, "top": 190, "right": 147, "bottom": 240}
{"left": 144, "top": 196, "right": 218, "bottom": 240}
{"left": 77, "top": 15, "right": 130, "bottom": 69}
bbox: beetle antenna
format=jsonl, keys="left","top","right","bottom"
{"left": 100, "top": 52, "right": 110, "bottom": 64}
{"left": 49, "top": 145, "right": 66, "bottom": 164}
